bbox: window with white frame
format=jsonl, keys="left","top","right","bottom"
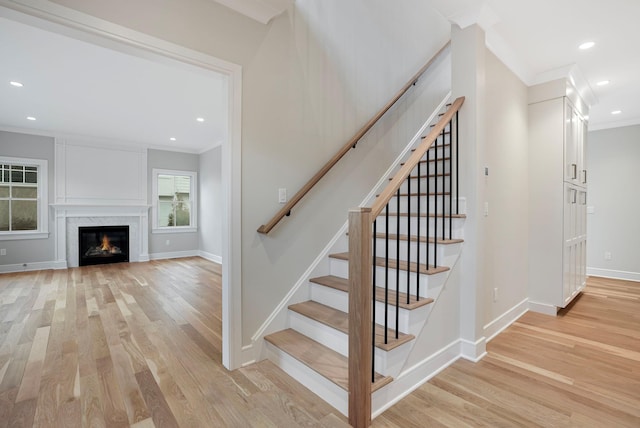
{"left": 0, "top": 157, "right": 48, "bottom": 240}
{"left": 152, "top": 169, "right": 197, "bottom": 232}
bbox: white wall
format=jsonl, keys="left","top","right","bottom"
{"left": 0, "top": 131, "right": 55, "bottom": 267}
{"left": 199, "top": 146, "right": 222, "bottom": 261}
{"left": 587, "top": 125, "right": 640, "bottom": 281}
{"left": 482, "top": 50, "right": 529, "bottom": 332}
{"left": 55, "top": 138, "right": 147, "bottom": 205}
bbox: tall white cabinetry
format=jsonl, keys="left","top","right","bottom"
{"left": 528, "top": 79, "right": 588, "bottom": 314}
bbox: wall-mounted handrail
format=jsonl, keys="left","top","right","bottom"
{"left": 257, "top": 41, "right": 451, "bottom": 234}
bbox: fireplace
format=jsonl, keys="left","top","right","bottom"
{"left": 78, "top": 225, "right": 130, "bottom": 266}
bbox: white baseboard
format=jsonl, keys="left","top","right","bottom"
{"left": 528, "top": 300, "right": 558, "bottom": 316}
{"left": 372, "top": 339, "right": 460, "bottom": 418}
{"left": 148, "top": 250, "right": 199, "bottom": 260}
{"left": 483, "top": 298, "right": 529, "bottom": 343}
{"left": 198, "top": 250, "right": 222, "bottom": 264}
{"left": 459, "top": 337, "right": 487, "bottom": 362}
{"left": 0, "top": 260, "right": 64, "bottom": 273}
{"left": 587, "top": 267, "right": 640, "bottom": 283}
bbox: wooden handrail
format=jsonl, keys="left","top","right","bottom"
{"left": 257, "top": 41, "right": 451, "bottom": 234}
{"left": 348, "top": 96, "right": 464, "bottom": 426}
{"left": 371, "top": 96, "right": 465, "bottom": 218}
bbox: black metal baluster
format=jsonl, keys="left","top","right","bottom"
{"left": 441, "top": 127, "right": 446, "bottom": 244}
{"left": 448, "top": 119, "right": 453, "bottom": 240}
{"left": 423, "top": 145, "right": 429, "bottom": 301}
{"left": 456, "top": 111, "right": 459, "bottom": 215}
{"left": 384, "top": 204, "right": 389, "bottom": 345}
{"left": 396, "top": 188, "right": 400, "bottom": 340}
{"left": 406, "top": 174, "right": 411, "bottom": 306}
{"left": 372, "top": 218, "right": 377, "bottom": 383}
{"left": 415, "top": 161, "right": 421, "bottom": 305}
{"left": 434, "top": 131, "right": 438, "bottom": 269}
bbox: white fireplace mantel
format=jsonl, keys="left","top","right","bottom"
{"left": 52, "top": 203, "right": 151, "bottom": 268}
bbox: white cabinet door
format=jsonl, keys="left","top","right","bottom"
{"left": 564, "top": 101, "right": 577, "bottom": 184}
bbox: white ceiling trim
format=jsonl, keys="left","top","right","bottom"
{"left": 212, "top": 0, "right": 293, "bottom": 24}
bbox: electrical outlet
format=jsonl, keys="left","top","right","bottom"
{"left": 278, "top": 188, "right": 287, "bottom": 203}
{"left": 165, "top": 239, "right": 170, "bottom": 246}
{"left": 493, "top": 287, "right": 498, "bottom": 302}
{"left": 0, "top": 249, "right": 5, "bottom": 256}
{"left": 604, "top": 251, "right": 612, "bottom": 261}
{"left": 484, "top": 202, "right": 489, "bottom": 217}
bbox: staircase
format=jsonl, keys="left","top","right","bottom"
{"left": 264, "top": 98, "right": 465, "bottom": 422}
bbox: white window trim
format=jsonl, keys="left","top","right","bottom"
{"left": 0, "top": 156, "right": 49, "bottom": 241}
{"left": 151, "top": 168, "right": 197, "bottom": 234}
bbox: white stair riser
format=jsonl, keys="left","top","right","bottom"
{"left": 287, "top": 310, "right": 413, "bottom": 377}
{"left": 398, "top": 176, "right": 451, "bottom": 193}
{"left": 374, "top": 240, "right": 461, "bottom": 265}
{"left": 410, "top": 162, "right": 449, "bottom": 175}
{"left": 384, "top": 195, "right": 453, "bottom": 214}
{"left": 329, "top": 258, "right": 448, "bottom": 298}
{"left": 264, "top": 341, "right": 348, "bottom": 416}
{"left": 308, "top": 281, "right": 427, "bottom": 333}
{"left": 376, "top": 216, "right": 464, "bottom": 238}
{"left": 417, "top": 145, "right": 449, "bottom": 159}
{"left": 374, "top": 303, "right": 431, "bottom": 337}
{"left": 289, "top": 310, "right": 348, "bottom": 356}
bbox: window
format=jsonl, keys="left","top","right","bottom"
{"left": 152, "top": 169, "right": 197, "bottom": 233}
{"left": 0, "top": 157, "right": 48, "bottom": 240}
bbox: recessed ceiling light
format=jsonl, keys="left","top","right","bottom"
{"left": 170, "top": 137, "right": 177, "bottom": 141}
{"left": 196, "top": 117, "right": 205, "bottom": 122}
{"left": 596, "top": 80, "right": 610, "bottom": 86}
{"left": 579, "top": 41, "right": 595, "bottom": 50}
{"left": 26, "top": 116, "right": 36, "bottom": 121}
{"left": 9, "top": 81, "right": 23, "bottom": 87}
{"left": 611, "top": 110, "right": 622, "bottom": 115}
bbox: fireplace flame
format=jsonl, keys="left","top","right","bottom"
{"left": 100, "top": 234, "right": 112, "bottom": 252}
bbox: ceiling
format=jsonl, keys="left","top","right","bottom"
{"left": 1, "top": 0, "right": 638, "bottom": 151}
{"left": 430, "top": 0, "right": 640, "bottom": 130}
{"left": 0, "top": 14, "right": 228, "bottom": 154}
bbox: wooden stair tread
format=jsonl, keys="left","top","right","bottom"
{"left": 388, "top": 173, "right": 450, "bottom": 181}
{"left": 264, "top": 329, "right": 393, "bottom": 392}
{"left": 382, "top": 212, "right": 466, "bottom": 218}
{"left": 377, "top": 233, "right": 463, "bottom": 245}
{"left": 309, "top": 275, "right": 434, "bottom": 310}
{"left": 289, "top": 301, "right": 415, "bottom": 351}
{"left": 401, "top": 157, "right": 450, "bottom": 167}
{"left": 329, "top": 252, "right": 449, "bottom": 275}
{"left": 377, "top": 192, "right": 451, "bottom": 197}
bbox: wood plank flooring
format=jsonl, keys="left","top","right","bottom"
{"left": 374, "top": 276, "right": 640, "bottom": 427}
{"left": 0, "top": 258, "right": 349, "bottom": 427}
{"left": 1, "top": 259, "right": 638, "bottom": 427}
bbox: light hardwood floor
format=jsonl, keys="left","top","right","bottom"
{"left": 0, "top": 259, "right": 638, "bottom": 427}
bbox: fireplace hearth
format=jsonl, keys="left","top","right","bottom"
{"left": 79, "top": 225, "right": 130, "bottom": 266}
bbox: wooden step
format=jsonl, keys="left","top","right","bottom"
{"left": 264, "top": 329, "right": 393, "bottom": 392}
{"left": 329, "top": 252, "right": 449, "bottom": 275}
{"left": 309, "top": 275, "right": 433, "bottom": 310}
{"left": 379, "top": 192, "right": 450, "bottom": 197}
{"left": 401, "top": 157, "right": 450, "bottom": 167}
{"left": 289, "top": 301, "right": 414, "bottom": 351}
{"left": 376, "top": 233, "right": 463, "bottom": 245}
{"left": 382, "top": 212, "right": 466, "bottom": 219}
{"left": 388, "top": 173, "right": 450, "bottom": 181}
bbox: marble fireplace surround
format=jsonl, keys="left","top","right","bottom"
{"left": 53, "top": 204, "right": 150, "bottom": 268}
